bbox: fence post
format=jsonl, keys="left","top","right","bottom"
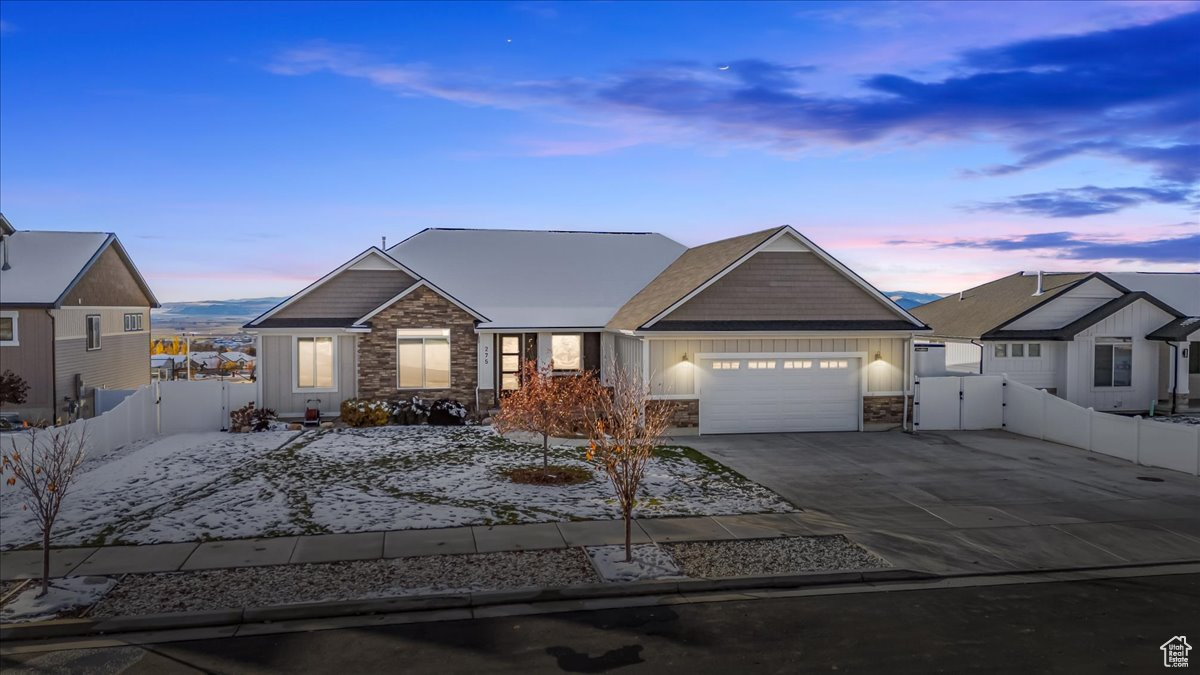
{"left": 1039, "top": 389, "right": 1047, "bottom": 441}
{"left": 1086, "top": 407, "right": 1094, "bottom": 452}
{"left": 913, "top": 377, "right": 920, "bottom": 432}
{"left": 1134, "top": 416, "right": 1142, "bottom": 466}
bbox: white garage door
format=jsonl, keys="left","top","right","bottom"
{"left": 699, "top": 356, "right": 861, "bottom": 434}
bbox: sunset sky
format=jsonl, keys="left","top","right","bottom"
{"left": 1, "top": 1, "right": 1196, "bottom": 302}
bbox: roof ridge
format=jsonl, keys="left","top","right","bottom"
{"left": 406, "top": 227, "right": 663, "bottom": 235}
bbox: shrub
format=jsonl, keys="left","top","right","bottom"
{"left": 229, "top": 402, "right": 277, "bottom": 432}
{"left": 340, "top": 399, "right": 392, "bottom": 427}
{"left": 429, "top": 398, "right": 468, "bottom": 426}
{"left": 392, "top": 396, "right": 430, "bottom": 425}
{"left": 0, "top": 370, "right": 29, "bottom": 406}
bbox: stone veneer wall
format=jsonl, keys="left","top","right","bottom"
{"left": 863, "top": 395, "right": 909, "bottom": 424}
{"left": 653, "top": 399, "right": 699, "bottom": 428}
{"left": 356, "top": 285, "right": 479, "bottom": 408}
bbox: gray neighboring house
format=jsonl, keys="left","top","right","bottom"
{"left": 247, "top": 226, "right": 929, "bottom": 433}
{"left": 912, "top": 271, "right": 1200, "bottom": 413}
{"left": 0, "top": 214, "right": 160, "bottom": 422}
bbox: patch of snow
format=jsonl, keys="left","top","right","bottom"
{"left": 0, "top": 576, "right": 116, "bottom": 623}
{"left": 585, "top": 544, "right": 684, "bottom": 582}
{"left": 0, "top": 426, "right": 793, "bottom": 548}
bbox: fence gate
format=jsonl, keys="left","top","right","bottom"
{"left": 915, "top": 375, "right": 1003, "bottom": 431}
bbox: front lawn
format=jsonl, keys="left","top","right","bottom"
{"left": 0, "top": 426, "right": 794, "bottom": 548}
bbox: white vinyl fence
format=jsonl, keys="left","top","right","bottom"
{"left": 3, "top": 380, "right": 256, "bottom": 456}
{"left": 915, "top": 375, "right": 1200, "bottom": 476}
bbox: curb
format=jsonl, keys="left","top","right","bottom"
{"left": 0, "top": 567, "right": 929, "bottom": 641}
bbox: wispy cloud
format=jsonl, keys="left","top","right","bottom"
{"left": 969, "top": 185, "right": 1197, "bottom": 218}
{"left": 893, "top": 231, "right": 1200, "bottom": 264}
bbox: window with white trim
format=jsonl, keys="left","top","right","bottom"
{"left": 1011, "top": 343, "right": 1025, "bottom": 358}
{"left": 397, "top": 329, "right": 451, "bottom": 389}
{"left": 1093, "top": 338, "right": 1132, "bottom": 387}
{"left": 296, "top": 336, "right": 335, "bottom": 389}
{"left": 783, "top": 360, "right": 812, "bottom": 369}
{"left": 747, "top": 360, "right": 775, "bottom": 369}
{"left": 993, "top": 344, "right": 1007, "bottom": 358}
{"left": 710, "top": 361, "right": 740, "bottom": 370}
{"left": 123, "top": 312, "right": 144, "bottom": 332}
{"left": 819, "top": 360, "right": 849, "bottom": 369}
{"left": 1027, "top": 343, "right": 1042, "bottom": 358}
{"left": 85, "top": 315, "right": 102, "bottom": 351}
{"left": 551, "top": 334, "right": 582, "bottom": 371}
{"left": 0, "top": 312, "right": 17, "bottom": 346}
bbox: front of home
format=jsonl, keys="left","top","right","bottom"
{"left": 0, "top": 214, "right": 160, "bottom": 422}
{"left": 913, "top": 271, "right": 1200, "bottom": 413}
{"left": 246, "top": 226, "right": 929, "bottom": 433}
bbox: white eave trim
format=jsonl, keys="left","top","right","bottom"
{"left": 351, "top": 279, "right": 489, "bottom": 327}
{"left": 248, "top": 247, "right": 423, "bottom": 327}
{"left": 630, "top": 330, "right": 932, "bottom": 339}
{"left": 642, "top": 226, "right": 926, "bottom": 329}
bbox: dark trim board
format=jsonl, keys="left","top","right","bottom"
{"left": 644, "top": 320, "right": 926, "bottom": 332}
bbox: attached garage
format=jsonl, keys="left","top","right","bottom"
{"left": 698, "top": 354, "right": 863, "bottom": 434}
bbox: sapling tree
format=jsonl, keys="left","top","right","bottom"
{"left": 2, "top": 427, "right": 88, "bottom": 597}
{"left": 493, "top": 361, "right": 601, "bottom": 468}
{"left": 584, "top": 364, "right": 672, "bottom": 562}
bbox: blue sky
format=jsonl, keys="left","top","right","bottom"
{"left": 1, "top": 0, "right": 1196, "bottom": 302}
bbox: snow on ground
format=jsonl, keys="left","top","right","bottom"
{"left": 585, "top": 544, "right": 684, "bottom": 582}
{"left": 0, "top": 426, "right": 793, "bottom": 548}
{"left": 0, "top": 576, "right": 117, "bottom": 623}
{"left": 0, "top": 430, "right": 300, "bottom": 550}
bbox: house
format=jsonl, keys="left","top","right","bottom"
{"left": 246, "top": 226, "right": 929, "bottom": 433}
{"left": 188, "top": 351, "right": 223, "bottom": 371}
{"left": 0, "top": 214, "right": 160, "bottom": 421}
{"left": 150, "top": 354, "right": 188, "bottom": 381}
{"left": 912, "top": 271, "right": 1200, "bottom": 412}
{"left": 218, "top": 351, "right": 256, "bottom": 374}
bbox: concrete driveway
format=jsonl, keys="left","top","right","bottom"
{"left": 678, "top": 429, "right": 1200, "bottom": 574}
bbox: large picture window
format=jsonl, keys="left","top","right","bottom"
{"left": 296, "top": 336, "right": 335, "bottom": 389}
{"left": 397, "top": 329, "right": 451, "bottom": 389}
{"left": 1093, "top": 338, "right": 1132, "bottom": 387}
{"left": 85, "top": 315, "right": 102, "bottom": 351}
{"left": 551, "top": 334, "right": 582, "bottom": 371}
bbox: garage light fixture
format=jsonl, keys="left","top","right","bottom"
{"left": 874, "top": 351, "right": 882, "bottom": 361}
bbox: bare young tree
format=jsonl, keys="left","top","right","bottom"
{"left": 2, "top": 427, "right": 88, "bottom": 597}
{"left": 493, "top": 361, "right": 602, "bottom": 468}
{"left": 584, "top": 363, "right": 672, "bottom": 562}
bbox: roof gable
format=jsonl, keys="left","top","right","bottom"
{"left": 609, "top": 226, "right": 923, "bottom": 331}
{"left": 0, "top": 231, "right": 159, "bottom": 308}
{"left": 911, "top": 272, "right": 1099, "bottom": 339}
{"left": 247, "top": 248, "right": 423, "bottom": 327}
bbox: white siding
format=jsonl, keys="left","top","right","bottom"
{"left": 982, "top": 340, "right": 1059, "bottom": 390}
{"left": 1067, "top": 299, "right": 1173, "bottom": 411}
{"left": 1005, "top": 278, "right": 1121, "bottom": 330}
{"left": 613, "top": 333, "right": 643, "bottom": 383}
{"left": 944, "top": 340, "right": 982, "bottom": 374}
{"left": 647, "top": 336, "right": 906, "bottom": 396}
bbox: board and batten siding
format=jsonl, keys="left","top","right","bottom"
{"left": 260, "top": 334, "right": 357, "bottom": 415}
{"left": 1063, "top": 298, "right": 1173, "bottom": 411}
{"left": 612, "top": 333, "right": 644, "bottom": 383}
{"left": 647, "top": 337, "right": 907, "bottom": 396}
{"left": 982, "top": 340, "right": 1062, "bottom": 390}
{"left": 0, "top": 309, "right": 55, "bottom": 420}
{"left": 1004, "top": 278, "right": 1121, "bottom": 331}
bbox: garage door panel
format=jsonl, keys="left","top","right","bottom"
{"left": 699, "top": 356, "right": 861, "bottom": 434}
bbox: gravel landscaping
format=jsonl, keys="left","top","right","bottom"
{"left": 89, "top": 549, "right": 598, "bottom": 617}
{"left": 663, "top": 535, "right": 890, "bottom": 578}
{"left": 2, "top": 426, "right": 794, "bottom": 548}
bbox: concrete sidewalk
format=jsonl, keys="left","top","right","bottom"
{"left": 0, "top": 515, "right": 802, "bottom": 580}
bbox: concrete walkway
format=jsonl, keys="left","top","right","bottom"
{"left": 0, "top": 515, "right": 801, "bottom": 580}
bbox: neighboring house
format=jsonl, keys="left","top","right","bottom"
{"left": 188, "top": 351, "right": 222, "bottom": 371}
{"left": 0, "top": 213, "right": 160, "bottom": 421}
{"left": 912, "top": 271, "right": 1200, "bottom": 412}
{"left": 247, "top": 226, "right": 928, "bottom": 433}
{"left": 150, "top": 354, "right": 188, "bottom": 381}
{"left": 218, "top": 351, "right": 256, "bottom": 373}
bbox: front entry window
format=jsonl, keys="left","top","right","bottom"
{"left": 397, "top": 329, "right": 451, "bottom": 389}
{"left": 1093, "top": 338, "right": 1132, "bottom": 387}
{"left": 551, "top": 334, "right": 582, "bottom": 371}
